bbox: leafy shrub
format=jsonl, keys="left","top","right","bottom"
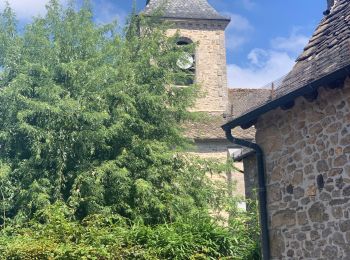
{"left": 0, "top": 1, "right": 261, "bottom": 259}
{"left": 0, "top": 203, "right": 260, "bottom": 259}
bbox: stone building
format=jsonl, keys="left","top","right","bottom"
{"left": 223, "top": 0, "right": 350, "bottom": 259}
{"left": 142, "top": 0, "right": 270, "bottom": 196}
{"left": 144, "top": 0, "right": 230, "bottom": 115}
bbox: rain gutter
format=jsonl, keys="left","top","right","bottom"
{"left": 225, "top": 130, "right": 270, "bottom": 260}
{"left": 222, "top": 64, "right": 350, "bottom": 260}
{"left": 222, "top": 64, "right": 350, "bottom": 132}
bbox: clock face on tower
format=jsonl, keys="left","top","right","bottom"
{"left": 175, "top": 38, "right": 195, "bottom": 85}
{"left": 177, "top": 52, "right": 194, "bottom": 70}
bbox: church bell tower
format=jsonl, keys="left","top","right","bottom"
{"left": 143, "top": 0, "right": 231, "bottom": 116}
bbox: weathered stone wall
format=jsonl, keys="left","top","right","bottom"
{"left": 189, "top": 140, "right": 245, "bottom": 197}
{"left": 255, "top": 78, "right": 350, "bottom": 259}
{"left": 243, "top": 154, "right": 259, "bottom": 205}
{"left": 194, "top": 139, "right": 232, "bottom": 154}
{"left": 166, "top": 20, "right": 228, "bottom": 114}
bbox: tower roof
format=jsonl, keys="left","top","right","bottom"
{"left": 143, "top": 0, "right": 230, "bottom": 21}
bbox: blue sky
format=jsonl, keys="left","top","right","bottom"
{"left": 1, "top": 0, "right": 326, "bottom": 88}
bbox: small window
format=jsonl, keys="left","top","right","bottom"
{"left": 177, "top": 39, "right": 191, "bottom": 46}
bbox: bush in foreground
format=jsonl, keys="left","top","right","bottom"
{"left": 0, "top": 203, "right": 260, "bottom": 259}
{"left": 0, "top": 1, "right": 261, "bottom": 259}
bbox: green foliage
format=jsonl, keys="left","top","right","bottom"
{"left": 0, "top": 1, "right": 261, "bottom": 259}
{"left": 0, "top": 202, "right": 260, "bottom": 259}
{"left": 0, "top": 0, "right": 198, "bottom": 222}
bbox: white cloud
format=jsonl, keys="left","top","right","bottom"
{"left": 247, "top": 48, "right": 268, "bottom": 66}
{"left": 241, "top": 0, "right": 256, "bottom": 10}
{"left": 227, "top": 30, "right": 310, "bottom": 88}
{"left": 224, "top": 12, "right": 253, "bottom": 51}
{"left": 0, "top": 0, "right": 49, "bottom": 20}
{"left": 228, "top": 14, "right": 253, "bottom": 32}
{"left": 271, "top": 30, "right": 309, "bottom": 54}
{"left": 0, "top": 0, "right": 127, "bottom": 26}
{"left": 93, "top": 1, "right": 127, "bottom": 25}
{"left": 226, "top": 34, "right": 248, "bottom": 50}
{"left": 228, "top": 50, "right": 295, "bottom": 88}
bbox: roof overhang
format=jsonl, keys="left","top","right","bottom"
{"left": 157, "top": 16, "right": 231, "bottom": 23}
{"left": 142, "top": 15, "right": 231, "bottom": 29}
{"left": 222, "top": 64, "right": 350, "bottom": 132}
{"left": 193, "top": 137, "right": 254, "bottom": 143}
{"left": 234, "top": 150, "right": 255, "bottom": 162}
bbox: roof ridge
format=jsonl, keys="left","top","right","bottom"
{"left": 142, "top": 0, "right": 230, "bottom": 21}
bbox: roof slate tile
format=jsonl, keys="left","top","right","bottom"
{"left": 279, "top": 0, "right": 350, "bottom": 97}
{"left": 184, "top": 88, "right": 271, "bottom": 140}
{"left": 142, "top": 0, "right": 230, "bottom": 21}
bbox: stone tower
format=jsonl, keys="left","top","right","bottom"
{"left": 143, "top": 0, "right": 231, "bottom": 115}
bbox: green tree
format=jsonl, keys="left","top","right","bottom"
{"left": 0, "top": 1, "right": 261, "bottom": 259}
{"left": 0, "top": 0, "right": 203, "bottom": 223}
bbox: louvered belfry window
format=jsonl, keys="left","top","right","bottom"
{"left": 175, "top": 37, "right": 195, "bottom": 86}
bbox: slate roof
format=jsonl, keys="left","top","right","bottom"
{"left": 183, "top": 114, "right": 255, "bottom": 140}
{"left": 143, "top": 0, "right": 230, "bottom": 21}
{"left": 223, "top": 0, "right": 350, "bottom": 131}
{"left": 227, "top": 88, "right": 272, "bottom": 119}
{"left": 184, "top": 88, "right": 271, "bottom": 140}
{"left": 276, "top": 0, "right": 350, "bottom": 98}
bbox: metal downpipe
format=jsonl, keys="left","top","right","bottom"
{"left": 225, "top": 129, "right": 270, "bottom": 260}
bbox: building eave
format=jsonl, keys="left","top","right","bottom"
{"left": 142, "top": 15, "right": 231, "bottom": 27}
{"left": 234, "top": 150, "right": 255, "bottom": 162}
{"left": 157, "top": 16, "right": 231, "bottom": 23}
{"left": 222, "top": 64, "right": 350, "bottom": 132}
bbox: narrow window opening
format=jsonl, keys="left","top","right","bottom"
{"left": 175, "top": 37, "right": 195, "bottom": 86}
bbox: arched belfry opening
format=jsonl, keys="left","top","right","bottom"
{"left": 175, "top": 37, "right": 195, "bottom": 86}
{"left": 176, "top": 37, "right": 192, "bottom": 46}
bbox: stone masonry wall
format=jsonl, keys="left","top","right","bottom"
{"left": 189, "top": 140, "right": 245, "bottom": 197}
{"left": 189, "top": 145, "right": 245, "bottom": 223}
{"left": 167, "top": 20, "right": 228, "bottom": 114}
{"left": 243, "top": 154, "right": 259, "bottom": 207}
{"left": 255, "top": 78, "right": 350, "bottom": 259}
